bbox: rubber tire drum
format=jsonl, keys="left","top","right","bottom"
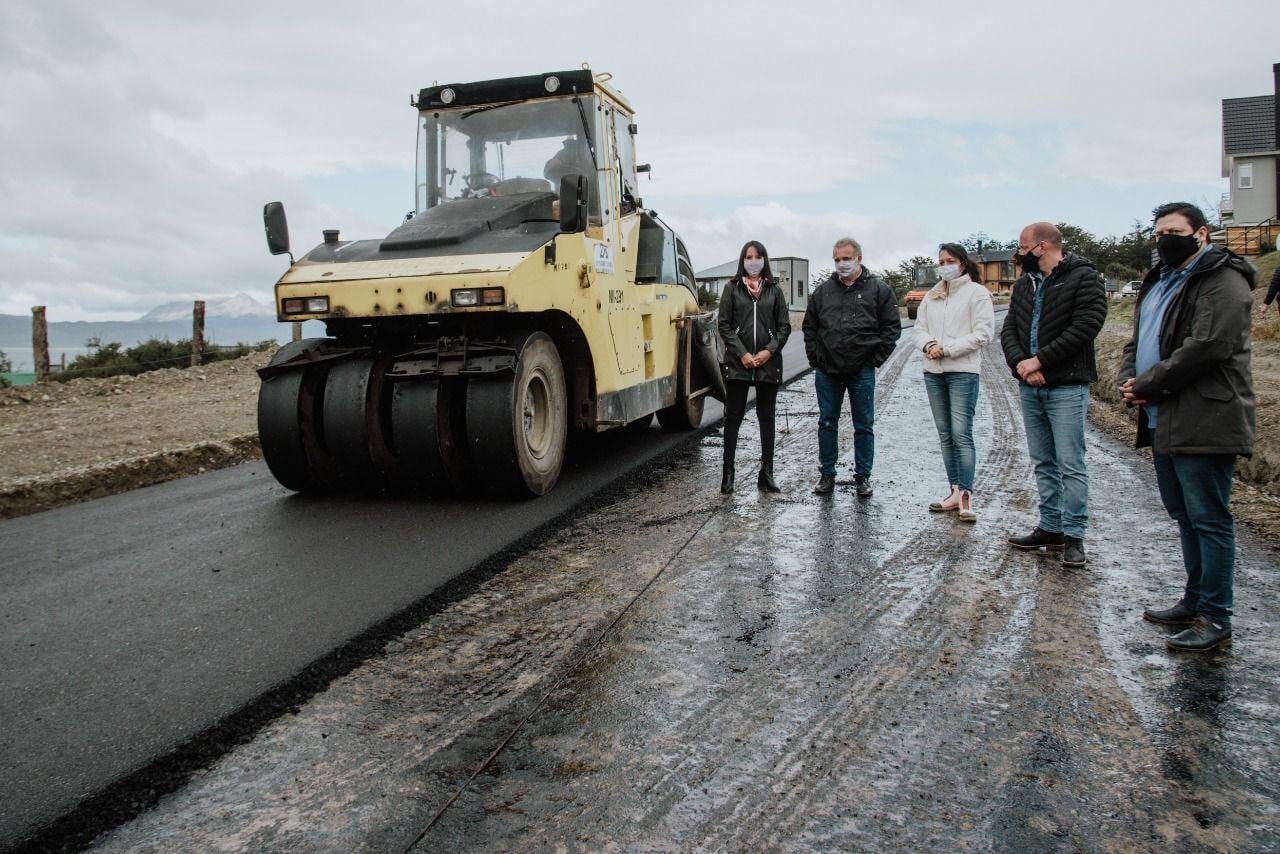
{"left": 466, "top": 332, "right": 567, "bottom": 496}
{"left": 322, "top": 356, "right": 398, "bottom": 487}
{"left": 258, "top": 368, "right": 330, "bottom": 491}
{"left": 257, "top": 338, "right": 336, "bottom": 492}
{"left": 391, "top": 378, "right": 469, "bottom": 493}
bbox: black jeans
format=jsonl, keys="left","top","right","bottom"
{"left": 723, "top": 379, "right": 779, "bottom": 467}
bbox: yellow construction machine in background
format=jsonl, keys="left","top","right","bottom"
{"left": 257, "top": 67, "right": 722, "bottom": 496}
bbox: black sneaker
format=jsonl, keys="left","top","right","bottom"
{"left": 1007, "top": 527, "right": 1065, "bottom": 551}
{"left": 1143, "top": 600, "right": 1196, "bottom": 627}
{"left": 1167, "top": 615, "right": 1232, "bottom": 652}
{"left": 855, "top": 476, "right": 873, "bottom": 497}
{"left": 1062, "top": 536, "right": 1087, "bottom": 567}
{"left": 813, "top": 475, "right": 835, "bottom": 496}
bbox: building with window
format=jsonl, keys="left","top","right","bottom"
{"left": 974, "top": 248, "right": 1017, "bottom": 295}
{"left": 1219, "top": 63, "right": 1278, "bottom": 255}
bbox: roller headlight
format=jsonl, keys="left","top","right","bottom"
{"left": 544, "top": 76, "right": 560, "bottom": 93}
{"left": 439, "top": 87, "right": 456, "bottom": 104}
{"left": 450, "top": 287, "right": 504, "bottom": 307}
{"left": 282, "top": 296, "right": 329, "bottom": 315}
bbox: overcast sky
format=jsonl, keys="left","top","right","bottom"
{"left": 2, "top": 0, "right": 1276, "bottom": 320}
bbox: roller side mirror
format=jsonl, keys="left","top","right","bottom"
{"left": 558, "top": 175, "right": 588, "bottom": 233}
{"left": 263, "top": 202, "right": 292, "bottom": 259}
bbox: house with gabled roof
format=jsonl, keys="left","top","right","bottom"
{"left": 1218, "top": 63, "right": 1278, "bottom": 255}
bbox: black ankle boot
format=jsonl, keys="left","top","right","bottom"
{"left": 758, "top": 464, "right": 780, "bottom": 493}
{"left": 721, "top": 464, "right": 735, "bottom": 494}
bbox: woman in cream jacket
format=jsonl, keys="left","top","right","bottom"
{"left": 913, "top": 243, "right": 995, "bottom": 521}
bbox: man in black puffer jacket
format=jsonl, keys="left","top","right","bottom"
{"left": 802, "top": 236, "right": 902, "bottom": 497}
{"left": 1000, "top": 222, "right": 1108, "bottom": 567}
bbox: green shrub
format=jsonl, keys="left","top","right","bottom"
{"left": 58, "top": 337, "right": 275, "bottom": 381}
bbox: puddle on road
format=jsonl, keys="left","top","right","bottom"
{"left": 92, "top": 344, "right": 1280, "bottom": 853}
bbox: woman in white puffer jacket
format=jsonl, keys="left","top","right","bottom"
{"left": 913, "top": 242, "right": 995, "bottom": 521}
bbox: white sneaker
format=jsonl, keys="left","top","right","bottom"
{"left": 958, "top": 490, "right": 976, "bottom": 523}
{"left": 929, "top": 485, "right": 960, "bottom": 513}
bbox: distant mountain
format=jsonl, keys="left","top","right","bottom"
{"left": 137, "top": 292, "right": 273, "bottom": 322}
{"left": 0, "top": 312, "right": 323, "bottom": 356}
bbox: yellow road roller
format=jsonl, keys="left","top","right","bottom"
{"left": 257, "top": 68, "right": 722, "bottom": 496}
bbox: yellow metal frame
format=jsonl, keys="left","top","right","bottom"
{"left": 271, "top": 80, "right": 698, "bottom": 420}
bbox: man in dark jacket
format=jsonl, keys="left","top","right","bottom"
{"left": 802, "top": 236, "right": 901, "bottom": 496}
{"left": 1120, "top": 202, "right": 1256, "bottom": 653}
{"left": 1000, "top": 222, "right": 1107, "bottom": 567}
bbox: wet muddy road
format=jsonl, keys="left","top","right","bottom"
{"left": 91, "top": 335, "right": 1279, "bottom": 852}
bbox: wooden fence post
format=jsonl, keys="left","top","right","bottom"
{"left": 191, "top": 300, "right": 205, "bottom": 367}
{"left": 292, "top": 321, "right": 302, "bottom": 342}
{"left": 31, "top": 306, "right": 50, "bottom": 383}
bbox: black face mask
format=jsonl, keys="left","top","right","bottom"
{"left": 1016, "top": 248, "right": 1041, "bottom": 275}
{"left": 1156, "top": 233, "right": 1201, "bottom": 268}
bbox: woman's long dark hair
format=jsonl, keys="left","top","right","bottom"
{"left": 938, "top": 242, "right": 982, "bottom": 283}
{"left": 734, "top": 240, "right": 773, "bottom": 281}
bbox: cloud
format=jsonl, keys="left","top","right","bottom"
{"left": 957, "top": 172, "right": 1018, "bottom": 190}
{"left": 642, "top": 128, "right": 897, "bottom": 198}
{"left": 0, "top": 3, "right": 373, "bottom": 320}
{"left": 3, "top": 0, "right": 1277, "bottom": 320}
{"left": 663, "top": 202, "right": 930, "bottom": 276}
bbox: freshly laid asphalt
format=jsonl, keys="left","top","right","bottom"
{"left": 0, "top": 329, "right": 834, "bottom": 847}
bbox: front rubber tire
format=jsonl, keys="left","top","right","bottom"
{"left": 466, "top": 332, "right": 568, "bottom": 496}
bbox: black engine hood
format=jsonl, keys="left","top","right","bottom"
{"left": 301, "top": 192, "right": 559, "bottom": 265}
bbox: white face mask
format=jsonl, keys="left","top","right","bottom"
{"left": 936, "top": 263, "right": 961, "bottom": 281}
{"left": 744, "top": 258, "right": 765, "bottom": 277}
{"left": 834, "top": 259, "right": 858, "bottom": 278}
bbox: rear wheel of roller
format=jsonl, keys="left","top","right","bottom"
{"left": 466, "top": 332, "right": 567, "bottom": 496}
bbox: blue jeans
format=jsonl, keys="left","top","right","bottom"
{"left": 815, "top": 367, "right": 875, "bottom": 478}
{"left": 1018, "top": 383, "right": 1089, "bottom": 539}
{"left": 924, "top": 371, "right": 980, "bottom": 492}
{"left": 1153, "top": 453, "right": 1236, "bottom": 623}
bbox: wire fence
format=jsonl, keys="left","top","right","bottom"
{"left": 45, "top": 343, "right": 275, "bottom": 381}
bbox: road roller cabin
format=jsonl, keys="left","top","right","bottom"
{"left": 256, "top": 68, "right": 722, "bottom": 497}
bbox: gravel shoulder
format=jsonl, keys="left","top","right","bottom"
{"left": 0, "top": 350, "right": 272, "bottom": 518}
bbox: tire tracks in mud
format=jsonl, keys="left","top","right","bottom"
{"left": 540, "top": 345, "right": 1039, "bottom": 849}
{"left": 698, "top": 348, "right": 1034, "bottom": 850}
{"left": 423, "top": 339, "right": 1049, "bottom": 848}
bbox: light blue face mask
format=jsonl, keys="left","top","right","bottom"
{"left": 744, "top": 258, "right": 765, "bottom": 276}
{"left": 935, "top": 263, "right": 960, "bottom": 281}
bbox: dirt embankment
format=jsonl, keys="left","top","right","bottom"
{"left": 0, "top": 349, "right": 273, "bottom": 519}
{"left": 1091, "top": 298, "right": 1280, "bottom": 541}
